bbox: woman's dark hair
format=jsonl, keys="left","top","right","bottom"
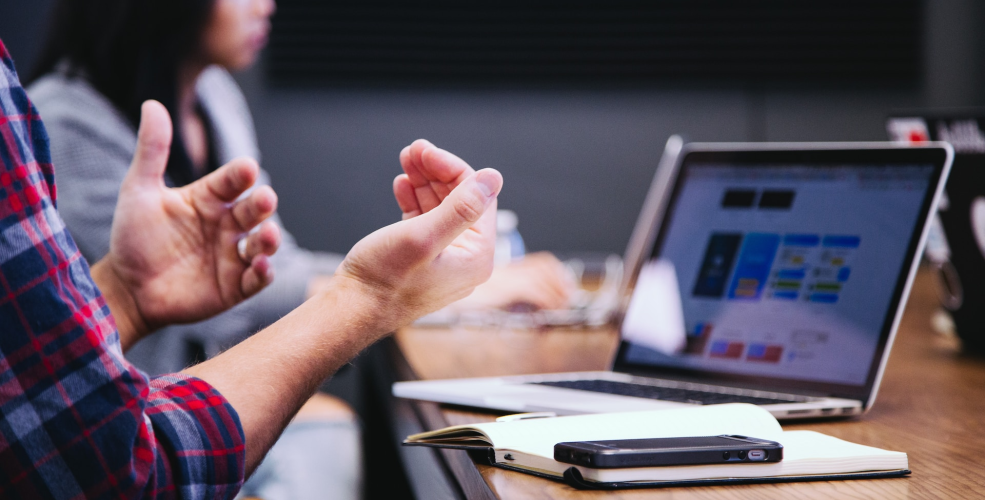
{"left": 30, "top": 0, "right": 216, "bottom": 186}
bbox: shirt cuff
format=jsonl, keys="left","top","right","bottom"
{"left": 145, "top": 374, "right": 246, "bottom": 499}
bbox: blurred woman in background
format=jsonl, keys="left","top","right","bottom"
{"left": 28, "top": 0, "right": 572, "bottom": 498}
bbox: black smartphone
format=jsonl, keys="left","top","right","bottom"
{"left": 554, "top": 435, "right": 783, "bottom": 468}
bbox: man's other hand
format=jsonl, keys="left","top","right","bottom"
{"left": 393, "top": 139, "right": 574, "bottom": 312}
{"left": 333, "top": 141, "right": 502, "bottom": 333}
{"left": 93, "top": 100, "right": 281, "bottom": 346}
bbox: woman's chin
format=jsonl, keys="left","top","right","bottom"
{"left": 223, "top": 52, "right": 259, "bottom": 72}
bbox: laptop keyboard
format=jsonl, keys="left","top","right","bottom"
{"left": 530, "top": 379, "right": 801, "bottom": 405}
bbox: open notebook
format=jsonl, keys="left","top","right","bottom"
{"left": 404, "top": 404, "right": 908, "bottom": 488}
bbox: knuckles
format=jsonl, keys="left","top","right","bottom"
{"left": 452, "top": 191, "right": 486, "bottom": 223}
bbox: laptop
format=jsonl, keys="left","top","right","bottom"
{"left": 887, "top": 113, "right": 985, "bottom": 354}
{"left": 394, "top": 141, "right": 953, "bottom": 420}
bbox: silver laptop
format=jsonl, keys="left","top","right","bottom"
{"left": 394, "top": 141, "right": 953, "bottom": 420}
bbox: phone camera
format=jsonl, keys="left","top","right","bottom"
{"left": 738, "top": 450, "right": 748, "bottom": 460}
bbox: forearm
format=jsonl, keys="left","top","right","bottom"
{"left": 90, "top": 258, "right": 149, "bottom": 351}
{"left": 183, "top": 275, "right": 391, "bottom": 472}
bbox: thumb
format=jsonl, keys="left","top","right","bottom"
{"left": 404, "top": 168, "right": 503, "bottom": 258}
{"left": 125, "top": 100, "right": 172, "bottom": 187}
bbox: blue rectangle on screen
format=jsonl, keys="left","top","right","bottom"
{"left": 747, "top": 344, "right": 766, "bottom": 357}
{"left": 692, "top": 233, "right": 743, "bottom": 298}
{"left": 777, "top": 269, "right": 806, "bottom": 280}
{"left": 773, "top": 291, "right": 799, "bottom": 300}
{"left": 810, "top": 293, "right": 839, "bottom": 303}
{"left": 822, "top": 235, "right": 861, "bottom": 248}
{"left": 727, "top": 233, "right": 780, "bottom": 300}
{"left": 709, "top": 341, "right": 730, "bottom": 355}
{"left": 783, "top": 234, "right": 820, "bottom": 247}
{"left": 837, "top": 267, "right": 851, "bottom": 282}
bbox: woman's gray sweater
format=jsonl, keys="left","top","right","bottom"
{"left": 28, "top": 66, "right": 343, "bottom": 374}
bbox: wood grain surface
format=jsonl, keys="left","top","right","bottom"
{"left": 394, "top": 269, "right": 985, "bottom": 499}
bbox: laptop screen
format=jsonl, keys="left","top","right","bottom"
{"left": 616, "top": 147, "right": 948, "bottom": 401}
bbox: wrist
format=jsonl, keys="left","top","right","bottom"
{"left": 90, "top": 258, "right": 150, "bottom": 350}
{"left": 314, "top": 272, "right": 403, "bottom": 339}
{"left": 305, "top": 274, "right": 336, "bottom": 299}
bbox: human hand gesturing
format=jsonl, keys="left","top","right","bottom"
{"left": 93, "top": 101, "right": 281, "bottom": 343}
{"left": 394, "top": 140, "right": 573, "bottom": 312}
{"left": 333, "top": 139, "right": 502, "bottom": 333}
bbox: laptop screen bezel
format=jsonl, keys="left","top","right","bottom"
{"left": 612, "top": 144, "right": 951, "bottom": 404}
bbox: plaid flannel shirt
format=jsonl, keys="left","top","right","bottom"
{"left": 0, "top": 40, "right": 245, "bottom": 498}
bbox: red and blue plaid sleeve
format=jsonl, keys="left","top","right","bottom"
{"left": 0, "top": 40, "right": 245, "bottom": 498}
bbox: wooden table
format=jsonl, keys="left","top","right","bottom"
{"left": 388, "top": 269, "right": 985, "bottom": 499}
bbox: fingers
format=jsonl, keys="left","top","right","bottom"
{"left": 403, "top": 168, "right": 503, "bottom": 259}
{"left": 516, "top": 279, "right": 571, "bottom": 311}
{"left": 399, "top": 139, "right": 437, "bottom": 187}
{"left": 231, "top": 184, "right": 278, "bottom": 231}
{"left": 420, "top": 146, "right": 474, "bottom": 185}
{"left": 241, "top": 254, "right": 274, "bottom": 297}
{"left": 125, "top": 100, "right": 172, "bottom": 188}
{"left": 533, "top": 271, "right": 575, "bottom": 309}
{"left": 240, "top": 220, "right": 281, "bottom": 262}
{"left": 401, "top": 145, "right": 442, "bottom": 214}
{"left": 474, "top": 253, "right": 573, "bottom": 310}
{"left": 202, "top": 157, "right": 262, "bottom": 203}
{"left": 399, "top": 139, "right": 475, "bottom": 214}
{"left": 238, "top": 222, "right": 280, "bottom": 297}
{"left": 518, "top": 281, "right": 569, "bottom": 310}
{"left": 393, "top": 174, "right": 422, "bottom": 219}
{"left": 523, "top": 252, "right": 576, "bottom": 301}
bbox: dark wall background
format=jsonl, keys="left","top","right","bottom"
{"left": 3, "top": 1, "right": 984, "bottom": 256}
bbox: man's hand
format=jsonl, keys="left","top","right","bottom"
{"left": 392, "top": 139, "right": 473, "bottom": 219}
{"left": 393, "top": 139, "right": 573, "bottom": 312}
{"left": 91, "top": 101, "right": 281, "bottom": 348}
{"left": 332, "top": 139, "right": 503, "bottom": 332}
